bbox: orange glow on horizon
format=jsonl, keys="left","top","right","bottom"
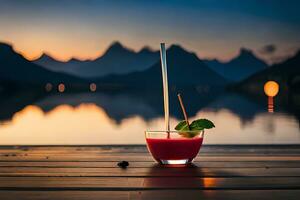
{"left": 21, "top": 49, "right": 103, "bottom": 62}
{"left": 1, "top": 38, "right": 240, "bottom": 63}
{"left": 0, "top": 39, "right": 105, "bottom": 62}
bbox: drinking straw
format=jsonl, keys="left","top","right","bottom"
{"left": 177, "top": 93, "right": 190, "bottom": 130}
{"left": 160, "top": 43, "right": 170, "bottom": 135}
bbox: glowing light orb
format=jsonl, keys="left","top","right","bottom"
{"left": 89, "top": 83, "right": 97, "bottom": 92}
{"left": 58, "top": 83, "right": 65, "bottom": 93}
{"left": 264, "top": 81, "right": 279, "bottom": 97}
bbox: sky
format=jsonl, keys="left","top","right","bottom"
{"left": 0, "top": 0, "right": 299, "bottom": 64}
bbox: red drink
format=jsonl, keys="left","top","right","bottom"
{"left": 145, "top": 131, "right": 203, "bottom": 164}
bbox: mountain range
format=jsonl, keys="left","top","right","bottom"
{"left": 33, "top": 54, "right": 89, "bottom": 75}
{"left": 204, "top": 48, "right": 268, "bottom": 81}
{"left": 0, "top": 42, "right": 226, "bottom": 91}
{"left": 97, "top": 45, "right": 228, "bottom": 88}
{"left": 34, "top": 41, "right": 159, "bottom": 78}
{"left": 1, "top": 40, "right": 298, "bottom": 92}
{"left": 34, "top": 42, "right": 269, "bottom": 81}
{"left": 0, "top": 42, "right": 86, "bottom": 88}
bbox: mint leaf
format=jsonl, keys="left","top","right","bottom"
{"left": 175, "top": 119, "right": 215, "bottom": 132}
{"left": 175, "top": 120, "right": 190, "bottom": 131}
{"left": 190, "top": 119, "right": 215, "bottom": 130}
{"left": 189, "top": 125, "right": 204, "bottom": 131}
{"left": 175, "top": 119, "right": 215, "bottom": 138}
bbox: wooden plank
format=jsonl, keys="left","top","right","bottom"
{"left": 1, "top": 154, "right": 300, "bottom": 162}
{"left": 0, "top": 146, "right": 299, "bottom": 154}
{"left": 1, "top": 161, "right": 300, "bottom": 168}
{"left": 0, "top": 191, "right": 128, "bottom": 200}
{"left": 1, "top": 190, "right": 300, "bottom": 200}
{"left": 0, "top": 145, "right": 299, "bottom": 200}
{"left": 0, "top": 177, "right": 299, "bottom": 190}
{"left": 2, "top": 148, "right": 300, "bottom": 154}
{"left": 0, "top": 167, "right": 299, "bottom": 177}
{"left": 2, "top": 148, "right": 300, "bottom": 156}
{"left": 1, "top": 145, "right": 300, "bottom": 155}
{"left": 2, "top": 152, "right": 300, "bottom": 159}
{"left": 5, "top": 152, "right": 300, "bottom": 157}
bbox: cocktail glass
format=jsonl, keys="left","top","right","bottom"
{"left": 145, "top": 131, "right": 204, "bottom": 165}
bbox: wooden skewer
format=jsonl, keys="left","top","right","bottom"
{"left": 177, "top": 93, "right": 190, "bottom": 130}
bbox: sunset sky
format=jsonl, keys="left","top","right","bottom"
{"left": 0, "top": 0, "right": 299, "bottom": 63}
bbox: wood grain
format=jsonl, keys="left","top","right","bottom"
{"left": 0, "top": 167, "right": 300, "bottom": 177}
{"left": 1, "top": 190, "right": 300, "bottom": 200}
{"left": 0, "top": 145, "right": 299, "bottom": 199}
{"left": 0, "top": 177, "right": 300, "bottom": 190}
{"left": 1, "top": 161, "right": 300, "bottom": 168}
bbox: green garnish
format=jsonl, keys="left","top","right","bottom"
{"left": 175, "top": 118, "right": 215, "bottom": 131}
{"left": 175, "top": 119, "right": 215, "bottom": 138}
{"left": 176, "top": 93, "right": 215, "bottom": 138}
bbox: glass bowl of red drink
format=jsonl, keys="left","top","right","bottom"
{"left": 145, "top": 131, "right": 204, "bottom": 165}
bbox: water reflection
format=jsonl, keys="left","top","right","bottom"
{"left": 203, "top": 178, "right": 217, "bottom": 188}
{"left": 143, "top": 164, "right": 205, "bottom": 187}
{"left": 0, "top": 87, "right": 299, "bottom": 144}
{"left": 0, "top": 101, "right": 298, "bottom": 144}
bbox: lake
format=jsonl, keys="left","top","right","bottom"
{"left": 0, "top": 88, "right": 299, "bottom": 145}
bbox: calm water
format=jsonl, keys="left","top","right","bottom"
{"left": 0, "top": 89, "right": 299, "bottom": 145}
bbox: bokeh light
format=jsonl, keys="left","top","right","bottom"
{"left": 264, "top": 81, "right": 279, "bottom": 97}
{"left": 45, "top": 83, "right": 53, "bottom": 92}
{"left": 89, "top": 83, "right": 97, "bottom": 92}
{"left": 58, "top": 83, "right": 65, "bottom": 93}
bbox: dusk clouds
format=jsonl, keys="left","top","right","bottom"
{"left": 260, "top": 45, "right": 277, "bottom": 55}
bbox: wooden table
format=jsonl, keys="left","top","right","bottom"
{"left": 0, "top": 145, "right": 300, "bottom": 199}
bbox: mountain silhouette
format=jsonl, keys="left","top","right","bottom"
{"left": 97, "top": 44, "right": 228, "bottom": 88}
{"left": 34, "top": 53, "right": 90, "bottom": 76}
{"left": 204, "top": 48, "right": 268, "bottom": 81}
{"left": 35, "top": 53, "right": 64, "bottom": 70}
{"left": 34, "top": 41, "right": 159, "bottom": 78}
{"left": 238, "top": 50, "right": 300, "bottom": 94}
{"left": 0, "top": 42, "right": 86, "bottom": 87}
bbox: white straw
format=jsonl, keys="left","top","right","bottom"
{"left": 160, "top": 43, "right": 170, "bottom": 133}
